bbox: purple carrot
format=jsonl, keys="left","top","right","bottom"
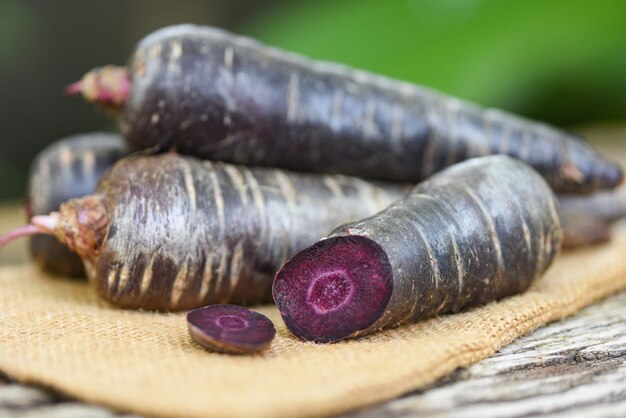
{"left": 187, "top": 305, "right": 275, "bottom": 354}
{"left": 1, "top": 154, "right": 404, "bottom": 310}
{"left": 558, "top": 187, "right": 626, "bottom": 249}
{"left": 27, "top": 133, "right": 128, "bottom": 277}
{"left": 68, "top": 24, "right": 622, "bottom": 193}
{"left": 273, "top": 156, "right": 562, "bottom": 343}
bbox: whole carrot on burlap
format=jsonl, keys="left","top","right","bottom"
{"left": 2, "top": 154, "right": 405, "bottom": 310}
{"left": 274, "top": 156, "right": 562, "bottom": 343}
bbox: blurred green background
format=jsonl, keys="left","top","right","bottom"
{"left": 1, "top": 0, "right": 625, "bottom": 199}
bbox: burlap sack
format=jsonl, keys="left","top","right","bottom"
{"left": 0, "top": 219, "right": 625, "bottom": 418}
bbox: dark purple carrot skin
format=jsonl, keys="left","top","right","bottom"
{"left": 74, "top": 24, "right": 622, "bottom": 193}
{"left": 30, "top": 154, "right": 404, "bottom": 310}
{"left": 560, "top": 215, "right": 610, "bottom": 249}
{"left": 273, "top": 156, "right": 563, "bottom": 343}
{"left": 27, "top": 133, "right": 128, "bottom": 277}
{"left": 187, "top": 304, "right": 276, "bottom": 354}
{"left": 558, "top": 188, "right": 626, "bottom": 248}
{"left": 558, "top": 188, "right": 626, "bottom": 223}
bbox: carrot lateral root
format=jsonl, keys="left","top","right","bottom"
{"left": 0, "top": 213, "right": 61, "bottom": 249}
{"left": 0, "top": 195, "right": 108, "bottom": 262}
{"left": 64, "top": 81, "right": 84, "bottom": 96}
{"left": 0, "top": 224, "right": 46, "bottom": 249}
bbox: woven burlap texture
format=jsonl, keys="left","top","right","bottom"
{"left": 1, "top": 222, "right": 625, "bottom": 418}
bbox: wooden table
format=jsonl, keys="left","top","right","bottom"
{"left": 1, "top": 127, "right": 625, "bottom": 417}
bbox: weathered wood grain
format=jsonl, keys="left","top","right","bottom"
{"left": 348, "top": 291, "right": 626, "bottom": 418}
{"left": 0, "top": 375, "right": 137, "bottom": 417}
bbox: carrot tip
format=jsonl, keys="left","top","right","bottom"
{"left": 65, "top": 81, "right": 83, "bottom": 96}
{"left": 0, "top": 224, "right": 44, "bottom": 249}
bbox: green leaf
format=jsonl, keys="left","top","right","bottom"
{"left": 239, "top": 0, "right": 626, "bottom": 125}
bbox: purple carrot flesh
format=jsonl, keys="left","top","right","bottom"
{"left": 1, "top": 154, "right": 405, "bottom": 310}
{"left": 69, "top": 24, "right": 622, "bottom": 193}
{"left": 273, "top": 156, "right": 562, "bottom": 343}
{"left": 27, "top": 133, "right": 128, "bottom": 277}
{"left": 187, "top": 304, "right": 275, "bottom": 354}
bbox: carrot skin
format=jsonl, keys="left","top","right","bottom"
{"left": 99, "top": 25, "right": 624, "bottom": 193}
{"left": 27, "top": 133, "right": 128, "bottom": 276}
{"left": 558, "top": 188, "right": 626, "bottom": 248}
{"left": 558, "top": 189, "right": 626, "bottom": 223}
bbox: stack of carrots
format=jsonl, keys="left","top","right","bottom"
{"left": 2, "top": 24, "right": 624, "bottom": 353}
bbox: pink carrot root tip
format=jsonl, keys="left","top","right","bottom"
{"left": 65, "top": 81, "right": 83, "bottom": 96}
{"left": 0, "top": 225, "right": 45, "bottom": 249}
{"left": 0, "top": 214, "right": 60, "bottom": 249}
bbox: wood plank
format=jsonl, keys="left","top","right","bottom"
{"left": 349, "top": 291, "right": 626, "bottom": 418}
{"left": 0, "top": 375, "right": 138, "bottom": 417}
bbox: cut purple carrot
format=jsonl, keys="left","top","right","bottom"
{"left": 187, "top": 305, "right": 275, "bottom": 354}
{"left": 273, "top": 156, "right": 563, "bottom": 343}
